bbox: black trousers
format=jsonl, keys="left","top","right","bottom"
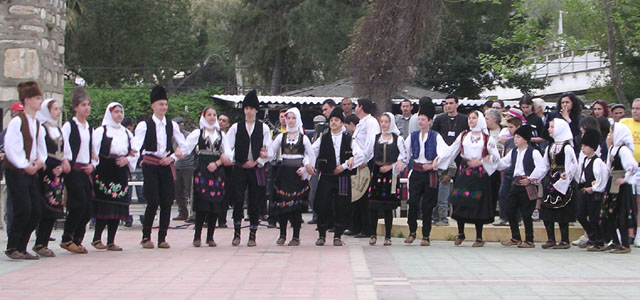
{"left": 219, "top": 166, "right": 234, "bottom": 226}
{"left": 5, "top": 169, "right": 41, "bottom": 253}
{"left": 232, "top": 166, "right": 263, "bottom": 231}
{"left": 577, "top": 192, "right": 604, "bottom": 246}
{"left": 35, "top": 217, "right": 56, "bottom": 247}
{"left": 506, "top": 185, "right": 536, "bottom": 242}
{"left": 543, "top": 221, "right": 570, "bottom": 243}
{"left": 141, "top": 164, "right": 175, "bottom": 242}
{"left": 62, "top": 169, "right": 93, "bottom": 245}
{"left": 370, "top": 209, "right": 393, "bottom": 239}
{"left": 194, "top": 211, "right": 219, "bottom": 242}
{"left": 315, "top": 174, "right": 351, "bottom": 239}
{"left": 407, "top": 171, "right": 438, "bottom": 238}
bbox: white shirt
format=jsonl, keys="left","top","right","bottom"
{"left": 607, "top": 146, "right": 637, "bottom": 185}
{"left": 185, "top": 128, "right": 231, "bottom": 157}
{"left": 5, "top": 114, "right": 47, "bottom": 169}
{"left": 352, "top": 114, "right": 380, "bottom": 167}
{"left": 62, "top": 117, "right": 94, "bottom": 165}
{"left": 311, "top": 131, "right": 351, "bottom": 172}
{"left": 224, "top": 121, "right": 272, "bottom": 166}
{"left": 498, "top": 147, "right": 548, "bottom": 181}
{"left": 402, "top": 130, "right": 448, "bottom": 169}
{"left": 92, "top": 125, "right": 137, "bottom": 172}
{"left": 269, "top": 132, "right": 316, "bottom": 179}
{"left": 577, "top": 155, "right": 608, "bottom": 193}
{"left": 131, "top": 114, "right": 187, "bottom": 162}
{"left": 542, "top": 143, "right": 578, "bottom": 194}
{"left": 445, "top": 131, "right": 501, "bottom": 175}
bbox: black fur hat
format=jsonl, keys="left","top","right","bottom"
{"left": 329, "top": 107, "right": 344, "bottom": 122}
{"left": 242, "top": 90, "right": 260, "bottom": 110}
{"left": 582, "top": 128, "right": 601, "bottom": 150}
{"left": 418, "top": 101, "right": 435, "bottom": 119}
{"left": 150, "top": 85, "right": 168, "bottom": 104}
{"left": 514, "top": 125, "right": 532, "bottom": 142}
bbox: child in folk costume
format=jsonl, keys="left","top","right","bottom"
{"left": 33, "top": 99, "right": 69, "bottom": 257}
{"left": 498, "top": 126, "right": 548, "bottom": 248}
{"left": 91, "top": 103, "right": 138, "bottom": 251}
{"left": 60, "top": 87, "right": 96, "bottom": 254}
{"left": 602, "top": 123, "right": 637, "bottom": 253}
{"left": 131, "top": 86, "right": 188, "bottom": 249}
{"left": 268, "top": 107, "right": 315, "bottom": 246}
{"left": 312, "top": 108, "right": 355, "bottom": 246}
{"left": 403, "top": 102, "right": 449, "bottom": 246}
{"left": 539, "top": 118, "right": 579, "bottom": 249}
{"left": 224, "top": 90, "right": 272, "bottom": 247}
{"left": 184, "top": 107, "right": 232, "bottom": 247}
{"left": 576, "top": 128, "right": 609, "bottom": 251}
{"left": 3, "top": 82, "right": 47, "bottom": 260}
{"left": 368, "top": 112, "right": 406, "bottom": 246}
{"left": 445, "top": 111, "right": 500, "bottom": 247}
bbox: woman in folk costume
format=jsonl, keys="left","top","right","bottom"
{"left": 184, "top": 107, "right": 232, "bottom": 247}
{"left": 267, "top": 107, "right": 315, "bottom": 246}
{"left": 602, "top": 122, "right": 637, "bottom": 253}
{"left": 91, "top": 102, "right": 137, "bottom": 251}
{"left": 539, "top": 118, "right": 578, "bottom": 249}
{"left": 32, "top": 99, "right": 69, "bottom": 257}
{"left": 445, "top": 111, "right": 500, "bottom": 247}
{"left": 368, "top": 112, "right": 406, "bottom": 246}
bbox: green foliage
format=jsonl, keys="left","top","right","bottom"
{"left": 62, "top": 82, "right": 229, "bottom": 130}
{"left": 65, "top": 0, "right": 202, "bottom": 86}
{"left": 224, "top": 0, "right": 367, "bottom": 92}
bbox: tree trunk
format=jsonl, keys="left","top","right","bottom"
{"left": 602, "top": 0, "right": 628, "bottom": 106}
{"left": 271, "top": 48, "right": 286, "bottom": 95}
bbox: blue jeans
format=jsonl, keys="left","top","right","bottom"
{"left": 498, "top": 174, "right": 513, "bottom": 220}
{"left": 432, "top": 181, "right": 450, "bottom": 223}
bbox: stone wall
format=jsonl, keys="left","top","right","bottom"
{"left": 0, "top": 0, "right": 66, "bottom": 121}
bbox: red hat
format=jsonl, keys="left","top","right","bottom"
{"left": 10, "top": 102, "right": 24, "bottom": 112}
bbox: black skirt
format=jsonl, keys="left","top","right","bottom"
{"left": 271, "top": 161, "right": 309, "bottom": 216}
{"left": 368, "top": 164, "right": 400, "bottom": 211}
{"left": 192, "top": 154, "right": 226, "bottom": 215}
{"left": 450, "top": 162, "right": 494, "bottom": 224}
{"left": 40, "top": 164, "right": 65, "bottom": 219}
{"left": 602, "top": 183, "right": 637, "bottom": 229}
{"left": 540, "top": 168, "right": 576, "bottom": 223}
{"left": 93, "top": 157, "right": 130, "bottom": 220}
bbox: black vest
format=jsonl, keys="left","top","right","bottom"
{"left": 281, "top": 133, "right": 305, "bottom": 156}
{"left": 68, "top": 119, "right": 93, "bottom": 164}
{"left": 582, "top": 157, "right": 596, "bottom": 188}
{"left": 44, "top": 126, "right": 63, "bottom": 156}
{"left": 316, "top": 131, "right": 354, "bottom": 175}
{"left": 373, "top": 133, "right": 400, "bottom": 165}
{"left": 548, "top": 142, "right": 570, "bottom": 170}
{"left": 99, "top": 126, "right": 132, "bottom": 158}
{"left": 142, "top": 118, "right": 173, "bottom": 153}
{"left": 510, "top": 146, "right": 535, "bottom": 176}
{"left": 198, "top": 128, "right": 222, "bottom": 155}
{"left": 234, "top": 121, "right": 263, "bottom": 164}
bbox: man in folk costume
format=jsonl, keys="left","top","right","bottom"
{"left": 349, "top": 99, "right": 380, "bottom": 238}
{"left": 403, "top": 101, "right": 450, "bottom": 246}
{"left": 224, "top": 90, "right": 271, "bottom": 247}
{"left": 312, "top": 108, "right": 355, "bottom": 246}
{"left": 4, "top": 81, "right": 47, "bottom": 260}
{"left": 131, "top": 86, "right": 187, "bottom": 249}
{"left": 497, "top": 125, "right": 548, "bottom": 248}
{"left": 60, "top": 87, "right": 96, "bottom": 254}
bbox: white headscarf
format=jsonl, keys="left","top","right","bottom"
{"left": 285, "top": 107, "right": 303, "bottom": 133}
{"left": 199, "top": 108, "right": 220, "bottom": 130}
{"left": 551, "top": 118, "right": 574, "bottom": 144}
{"left": 381, "top": 112, "right": 400, "bottom": 135}
{"left": 101, "top": 102, "right": 123, "bottom": 128}
{"left": 36, "top": 98, "right": 57, "bottom": 125}
{"left": 470, "top": 110, "right": 488, "bottom": 134}
{"left": 611, "top": 122, "right": 635, "bottom": 154}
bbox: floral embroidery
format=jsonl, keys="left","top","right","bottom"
{"left": 95, "top": 177, "right": 128, "bottom": 199}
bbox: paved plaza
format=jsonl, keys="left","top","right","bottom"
{"left": 1, "top": 213, "right": 640, "bottom": 300}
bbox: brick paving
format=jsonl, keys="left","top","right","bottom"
{"left": 1, "top": 212, "right": 640, "bottom": 299}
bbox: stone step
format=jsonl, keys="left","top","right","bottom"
{"left": 375, "top": 217, "right": 584, "bottom": 243}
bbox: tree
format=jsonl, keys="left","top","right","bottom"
{"left": 225, "top": 0, "right": 366, "bottom": 94}
{"left": 343, "top": 0, "right": 444, "bottom": 113}
{"left": 65, "top": 0, "right": 202, "bottom": 87}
